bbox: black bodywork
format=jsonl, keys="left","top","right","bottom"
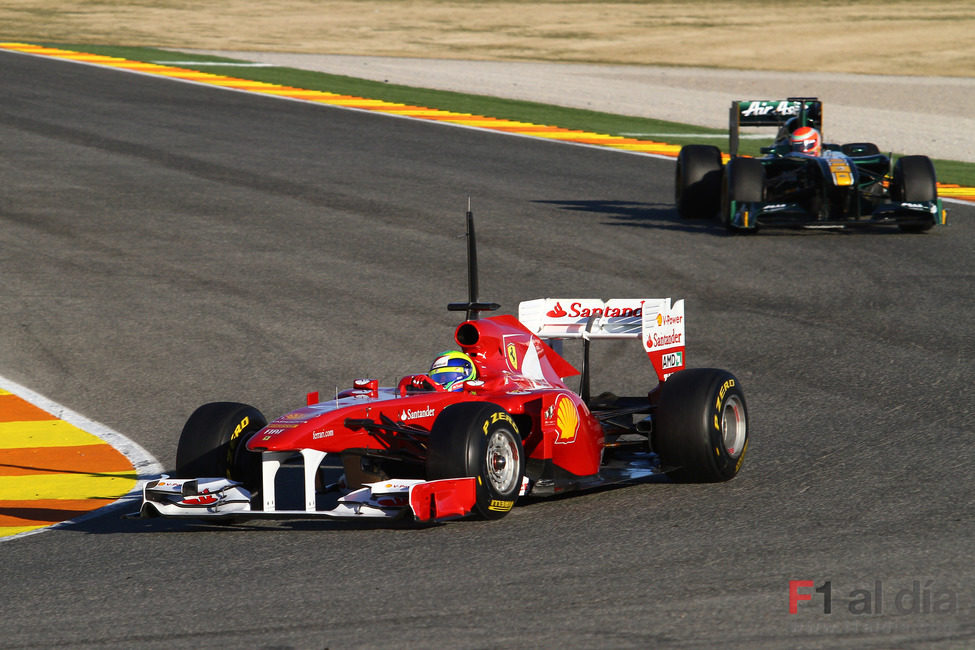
{"left": 675, "top": 97, "right": 946, "bottom": 232}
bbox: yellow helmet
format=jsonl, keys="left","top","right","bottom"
{"left": 429, "top": 350, "right": 476, "bottom": 391}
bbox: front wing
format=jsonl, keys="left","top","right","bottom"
{"left": 136, "top": 476, "right": 479, "bottom": 524}
{"left": 728, "top": 197, "right": 946, "bottom": 230}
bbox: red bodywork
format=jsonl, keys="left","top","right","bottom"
{"left": 247, "top": 314, "right": 605, "bottom": 482}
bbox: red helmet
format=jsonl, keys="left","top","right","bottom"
{"left": 790, "top": 126, "right": 821, "bottom": 156}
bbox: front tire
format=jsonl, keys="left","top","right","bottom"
{"left": 721, "top": 157, "right": 764, "bottom": 232}
{"left": 675, "top": 145, "right": 723, "bottom": 219}
{"left": 426, "top": 403, "right": 525, "bottom": 519}
{"left": 652, "top": 369, "right": 748, "bottom": 482}
{"left": 892, "top": 155, "right": 937, "bottom": 233}
{"left": 174, "top": 402, "right": 266, "bottom": 490}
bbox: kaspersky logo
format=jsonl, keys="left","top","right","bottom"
{"left": 400, "top": 406, "right": 435, "bottom": 421}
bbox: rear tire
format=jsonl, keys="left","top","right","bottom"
{"left": 892, "top": 155, "right": 937, "bottom": 233}
{"left": 652, "top": 369, "right": 748, "bottom": 482}
{"left": 426, "top": 403, "right": 525, "bottom": 519}
{"left": 721, "top": 157, "right": 764, "bottom": 232}
{"left": 675, "top": 145, "right": 723, "bottom": 219}
{"left": 174, "top": 402, "right": 266, "bottom": 491}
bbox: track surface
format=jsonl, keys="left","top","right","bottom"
{"left": 1, "top": 51, "right": 973, "bottom": 648}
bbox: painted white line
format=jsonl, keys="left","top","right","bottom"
{"left": 621, "top": 133, "right": 767, "bottom": 139}
{"left": 943, "top": 197, "right": 974, "bottom": 207}
{"left": 0, "top": 374, "right": 164, "bottom": 543}
{"left": 152, "top": 60, "right": 275, "bottom": 67}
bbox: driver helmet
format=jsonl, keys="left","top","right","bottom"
{"left": 790, "top": 126, "right": 822, "bottom": 156}
{"left": 429, "top": 350, "right": 476, "bottom": 391}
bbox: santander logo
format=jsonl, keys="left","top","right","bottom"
{"left": 400, "top": 406, "right": 435, "bottom": 421}
{"left": 646, "top": 331, "right": 682, "bottom": 349}
{"left": 547, "top": 301, "right": 642, "bottom": 319}
{"left": 546, "top": 303, "right": 568, "bottom": 317}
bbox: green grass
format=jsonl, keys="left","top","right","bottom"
{"left": 44, "top": 43, "right": 975, "bottom": 187}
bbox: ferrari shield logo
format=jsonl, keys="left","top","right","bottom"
{"left": 506, "top": 343, "right": 518, "bottom": 370}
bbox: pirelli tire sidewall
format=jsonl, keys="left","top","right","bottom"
{"left": 653, "top": 368, "right": 749, "bottom": 483}
{"left": 174, "top": 401, "right": 267, "bottom": 491}
{"left": 426, "top": 402, "right": 525, "bottom": 520}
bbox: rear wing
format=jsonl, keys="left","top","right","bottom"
{"left": 730, "top": 97, "right": 822, "bottom": 156}
{"left": 518, "top": 299, "right": 686, "bottom": 389}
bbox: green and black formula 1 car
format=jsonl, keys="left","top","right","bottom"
{"left": 674, "top": 97, "right": 947, "bottom": 233}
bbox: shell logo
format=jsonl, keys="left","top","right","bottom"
{"left": 554, "top": 395, "right": 579, "bottom": 444}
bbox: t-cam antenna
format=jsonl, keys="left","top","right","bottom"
{"left": 447, "top": 198, "right": 500, "bottom": 321}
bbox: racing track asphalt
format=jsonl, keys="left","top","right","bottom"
{"left": 0, "top": 50, "right": 973, "bottom": 648}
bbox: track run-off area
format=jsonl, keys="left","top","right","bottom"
{"left": 0, "top": 377, "right": 159, "bottom": 539}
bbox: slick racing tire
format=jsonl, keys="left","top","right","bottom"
{"left": 426, "top": 403, "right": 525, "bottom": 520}
{"left": 675, "top": 145, "right": 723, "bottom": 219}
{"left": 652, "top": 368, "right": 748, "bottom": 483}
{"left": 892, "top": 155, "right": 937, "bottom": 202}
{"left": 892, "top": 155, "right": 937, "bottom": 233}
{"left": 174, "top": 402, "right": 266, "bottom": 491}
{"left": 720, "top": 157, "right": 764, "bottom": 232}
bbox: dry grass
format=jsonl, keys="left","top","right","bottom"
{"left": 2, "top": 1, "right": 973, "bottom": 76}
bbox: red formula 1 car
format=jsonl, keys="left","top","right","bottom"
{"left": 138, "top": 213, "right": 748, "bottom": 524}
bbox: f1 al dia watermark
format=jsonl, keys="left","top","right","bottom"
{"left": 789, "top": 579, "right": 960, "bottom": 616}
